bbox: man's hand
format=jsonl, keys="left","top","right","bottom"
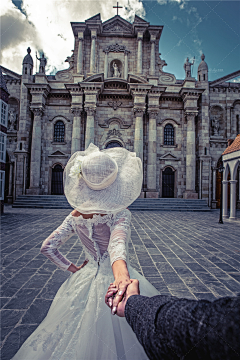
{"left": 105, "top": 279, "right": 140, "bottom": 317}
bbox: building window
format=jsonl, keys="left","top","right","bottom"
{"left": 54, "top": 121, "right": 65, "bottom": 142}
{"left": 0, "top": 101, "right": 8, "bottom": 126}
{"left": 203, "top": 74, "right": 205, "bottom": 80}
{"left": 0, "top": 171, "right": 5, "bottom": 200}
{"left": 0, "top": 132, "right": 6, "bottom": 162}
{"left": 164, "top": 124, "right": 174, "bottom": 145}
{"left": 199, "top": 75, "right": 200, "bottom": 81}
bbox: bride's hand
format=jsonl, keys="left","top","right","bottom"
{"left": 67, "top": 259, "right": 89, "bottom": 273}
{"left": 76, "top": 259, "right": 89, "bottom": 271}
{"left": 111, "top": 277, "right": 131, "bottom": 314}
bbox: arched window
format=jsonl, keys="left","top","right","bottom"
{"left": 105, "top": 141, "right": 123, "bottom": 149}
{"left": 54, "top": 121, "right": 65, "bottom": 142}
{"left": 164, "top": 124, "right": 174, "bottom": 145}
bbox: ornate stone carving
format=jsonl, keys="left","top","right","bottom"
{"left": 211, "top": 115, "right": 220, "bottom": 136}
{"left": 104, "top": 43, "right": 129, "bottom": 53}
{"left": 113, "top": 62, "right": 121, "bottom": 77}
{"left": 103, "top": 21, "right": 132, "bottom": 34}
{"left": 184, "top": 111, "right": 197, "bottom": 119}
{"left": 8, "top": 110, "right": 16, "bottom": 131}
{"left": 36, "top": 52, "right": 47, "bottom": 74}
{"left": 108, "top": 101, "right": 122, "bottom": 110}
{"left": 106, "top": 128, "right": 123, "bottom": 140}
{"left": 85, "top": 107, "right": 96, "bottom": 117}
{"left": 134, "top": 107, "right": 144, "bottom": 115}
{"left": 71, "top": 108, "right": 82, "bottom": 117}
{"left": 31, "top": 107, "right": 44, "bottom": 117}
{"left": 184, "top": 57, "right": 195, "bottom": 78}
{"left": 55, "top": 51, "right": 74, "bottom": 81}
{"left": 148, "top": 110, "right": 158, "bottom": 119}
{"left": 158, "top": 53, "right": 167, "bottom": 71}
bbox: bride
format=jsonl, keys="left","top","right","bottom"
{"left": 11, "top": 143, "right": 160, "bottom": 360}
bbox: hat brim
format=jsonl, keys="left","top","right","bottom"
{"left": 63, "top": 144, "right": 143, "bottom": 214}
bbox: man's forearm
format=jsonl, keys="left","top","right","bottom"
{"left": 125, "top": 294, "right": 240, "bottom": 360}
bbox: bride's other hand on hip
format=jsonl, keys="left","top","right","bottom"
{"left": 67, "top": 259, "right": 89, "bottom": 273}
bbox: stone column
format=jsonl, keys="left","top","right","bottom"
{"left": 77, "top": 32, "right": 84, "bottom": 74}
{"left": 147, "top": 111, "right": 158, "bottom": 198}
{"left": 137, "top": 33, "right": 143, "bottom": 74}
{"left": 226, "top": 106, "right": 231, "bottom": 139}
{"left": 7, "top": 161, "right": 13, "bottom": 204}
{"left": 199, "top": 160, "right": 202, "bottom": 199}
{"left": 71, "top": 108, "right": 82, "bottom": 155}
{"left": 134, "top": 108, "right": 144, "bottom": 162}
{"left": 23, "top": 154, "right": 27, "bottom": 195}
{"left": 222, "top": 179, "right": 228, "bottom": 218}
{"left": 104, "top": 51, "right": 108, "bottom": 79}
{"left": 85, "top": 107, "right": 96, "bottom": 149}
{"left": 183, "top": 112, "right": 198, "bottom": 199}
{"left": 211, "top": 167, "right": 218, "bottom": 208}
{"left": 229, "top": 180, "right": 237, "bottom": 219}
{"left": 90, "top": 34, "right": 96, "bottom": 74}
{"left": 28, "top": 108, "right": 43, "bottom": 194}
{"left": 150, "top": 39, "right": 155, "bottom": 76}
{"left": 124, "top": 50, "right": 129, "bottom": 80}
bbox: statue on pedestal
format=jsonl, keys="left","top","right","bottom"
{"left": 184, "top": 57, "right": 195, "bottom": 78}
{"left": 113, "top": 62, "right": 120, "bottom": 77}
{"left": 36, "top": 52, "right": 47, "bottom": 73}
{"left": 211, "top": 115, "right": 220, "bottom": 136}
{"left": 8, "top": 110, "right": 16, "bottom": 131}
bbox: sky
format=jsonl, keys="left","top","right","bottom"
{"left": 1, "top": 0, "right": 239, "bottom": 82}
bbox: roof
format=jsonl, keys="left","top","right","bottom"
{"left": 222, "top": 134, "right": 240, "bottom": 155}
{"left": 0, "top": 67, "right": 9, "bottom": 93}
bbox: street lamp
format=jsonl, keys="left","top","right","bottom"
{"left": 218, "top": 162, "right": 225, "bottom": 224}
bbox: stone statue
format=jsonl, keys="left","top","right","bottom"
{"left": 8, "top": 110, "right": 16, "bottom": 131}
{"left": 36, "top": 52, "right": 47, "bottom": 73}
{"left": 65, "top": 50, "right": 74, "bottom": 69}
{"left": 113, "top": 62, "right": 120, "bottom": 77}
{"left": 184, "top": 57, "right": 195, "bottom": 78}
{"left": 158, "top": 53, "right": 167, "bottom": 72}
{"left": 211, "top": 115, "right": 220, "bottom": 136}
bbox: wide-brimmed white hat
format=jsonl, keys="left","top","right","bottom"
{"left": 63, "top": 143, "right": 143, "bottom": 214}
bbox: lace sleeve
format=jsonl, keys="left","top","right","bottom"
{"left": 108, "top": 209, "right": 131, "bottom": 266}
{"left": 40, "top": 214, "right": 75, "bottom": 271}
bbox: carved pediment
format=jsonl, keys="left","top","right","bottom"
{"left": 49, "top": 150, "right": 68, "bottom": 158}
{"left": 133, "top": 15, "right": 149, "bottom": 24}
{"left": 103, "top": 16, "right": 133, "bottom": 34}
{"left": 159, "top": 152, "right": 180, "bottom": 161}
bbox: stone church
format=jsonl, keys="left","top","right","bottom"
{"left": 2, "top": 13, "right": 240, "bottom": 208}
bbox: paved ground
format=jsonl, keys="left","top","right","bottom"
{"left": 1, "top": 206, "right": 240, "bottom": 359}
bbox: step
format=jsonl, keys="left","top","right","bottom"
{"left": 13, "top": 195, "right": 210, "bottom": 211}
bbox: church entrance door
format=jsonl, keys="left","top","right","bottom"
{"left": 51, "top": 165, "right": 64, "bottom": 195}
{"left": 162, "top": 167, "right": 174, "bottom": 198}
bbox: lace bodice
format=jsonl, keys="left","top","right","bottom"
{"left": 40, "top": 209, "right": 131, "bottom": 271}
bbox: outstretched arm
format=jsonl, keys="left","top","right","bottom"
{"left": 108, "top": 209, "right": 132, "bottom": 314}
{"left": 125, "top": 293, "right": 240, "bottom": 360}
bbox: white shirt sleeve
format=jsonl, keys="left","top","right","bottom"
{"left": 40, "top": 214, "right": 75, "bottom": 271}
{"left": 108, "top": 209, "right": 131, "bottom": 266}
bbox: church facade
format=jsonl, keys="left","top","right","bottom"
{"left": 2, "top": 13, "right": 240, "bottom": 208}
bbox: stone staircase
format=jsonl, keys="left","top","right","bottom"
{"left": 12, "top": 195, "right": 211, "bottom": 211}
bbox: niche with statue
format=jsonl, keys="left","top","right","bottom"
{"left": 109, "top": 59, "right": 122, "bottom": 78}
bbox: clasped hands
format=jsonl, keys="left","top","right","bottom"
{"left": 105, "top": 278, "right": 140, "bottom": 317}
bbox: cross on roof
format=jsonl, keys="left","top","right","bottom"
{"left": 113, "top": 2, "right": 122, "bottom": 15}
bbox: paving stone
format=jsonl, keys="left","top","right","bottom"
{"left": 1, "top": 207, "right": 240, "bottom": 359}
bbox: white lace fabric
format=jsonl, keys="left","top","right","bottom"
{"left": 40, "top": 209, "right": 131, "bottom": 271}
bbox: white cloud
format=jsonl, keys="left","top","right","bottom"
{"left": 1, "top": 0, "right": 145, "bottom": 74}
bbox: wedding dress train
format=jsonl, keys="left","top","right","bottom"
{"left": 11, "top": 209, "right": 160, "bottom": 360}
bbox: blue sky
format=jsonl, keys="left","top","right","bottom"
{"left": 1, "top": 0, "right": 239, "bottom": 82}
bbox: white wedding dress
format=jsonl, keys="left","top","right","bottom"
{"left": 11, "top": 209, "right": 160, "bottom": 360}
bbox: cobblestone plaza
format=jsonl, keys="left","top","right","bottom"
{"left": 1, "top": 207, "right": 240, "bottom": 359}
